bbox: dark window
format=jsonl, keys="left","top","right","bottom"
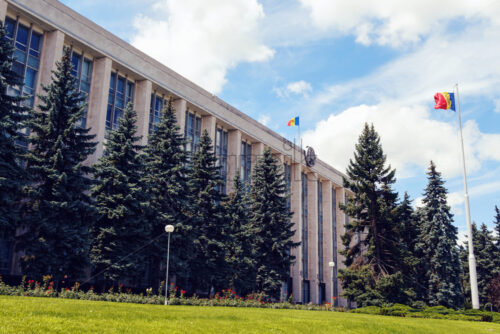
{"left": 185, "top": 111, "right": 202, "bottom": 155}
{"left": 149, "top": 94, "right": 165, "bottom": 133}
{"left": 302, "top": 280, "right": 310, "bottom": 304}
{"left": 106, "top": 72, "right": 134, "bottom": 131}
{"left": 319, "top": 283, "right": 326, "bottom": 304}
{"left": 302, "top": 172, "right": 308, "bottom": 279}
{"left": 0, "top": 239, "right": 13, "bottom": 275}
{"left": 215, "top": 128, "right": 228, "bottom": 194}
{"left": 318, "top": 181, "right": 323, "bottom": 282}
{"left": 240, "top": 141, "right": 252, "bottom": 185}
{"left": 66, "top": 48, "right": 93, "bottom": 128}
{"left": 284, "top": 163, "right": 291, "bottom": 209}
{"left": 332, "top": 188, "right": 338, "bottom": 306}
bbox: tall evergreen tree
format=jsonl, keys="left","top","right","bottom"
{"left": 339, "top": 123, "right": 406, "bottom": 306}
{"left": 0, "top": 22, "right": 30, "bottom": 240}
{"left": 223, "top": 174, "right": 257, "bottom": 296}
{"left": 416, "top": 161, "right": 462, "bottom": 308}
{"left": 142, "top": 98, "right": 190, "bottom": 289}
{"left": 249, "top": 148, "right": 298, "bottom": 300}
{"left": 19, "top": 50, "right": 96, "bottom": 281}
{"left": 460, "top": 223, "right": 500, "bottom": 307}
{"left": 186, "top": 130, "right": 227, "bottom": 293}
{"left": 90, "top": 104, "right": 149, "bottom": 286}
{"left": 494, "top": 206, "right": 500, "bottom": 249}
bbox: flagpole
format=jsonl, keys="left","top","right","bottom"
{"left": 455, "top": 83, "right": 479, "bottom": 310}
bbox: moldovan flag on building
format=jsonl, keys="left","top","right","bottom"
{"left": 434, "top": 92, "right": 456, "bottom": 111}
{"left": 287, "top": 116, "right": 299, "bottom": 126}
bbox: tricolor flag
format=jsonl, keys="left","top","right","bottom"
{"left": 434, "top": 92, "right": 455, "bottom": 111}
{"left": 287, "top": 116, "right": 299, "bottom": 126}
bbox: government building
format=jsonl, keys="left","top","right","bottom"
{"left": 0, "top": 0, "right": 351, "bottom": 306}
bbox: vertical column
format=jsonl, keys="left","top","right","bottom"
{"left": 35, "top": 29, "right": 65, "bottom": 105}
{"left": 85, "top": 56, "right": 112, "bottom": 165}
{"left": 201, "top": 114, "right": 216, "bottom": 143}
{"left": 307, "top": 172, "right": 319, "bottom": 304}
{"left": 251, "top": 142, "right": 264, "bottom": 169}
{"left": 226, "top": 129, "right": 242, "bottom": 192}
{"left": 0, "top": 0, "right": 7, "bottom": 22}
{"left": 173, "top": 98, "right": 187, "bottom": 135}
{"left": 273, "top": 152, "right": 284, "bottom": 165}
{"left": 322, "top": 180, "right": 333, "bottom": 306}
{"left": 335, "top": 186, "right": 347, "bottom": 307}
{"left": 134, "top": 80, "right": 152, "bottom": 145}
{"left": 290, "top": 162, "right": 302, "bottom": 303}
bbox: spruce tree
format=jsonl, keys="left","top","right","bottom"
{"left": 0, "top": 22, "right": 30, "bottom": 241}
{"left": 249, "top": 148, "right": 298, "bottom": 300}
{"left": 186, "top": 130, "right": 227, "bottom": 292}
{"left": 223, "top": 174, "right": 257, "bottom": 296}
{"left": 416, "top": 161, "right": 462, "bottom": 308}
{"left": 494, "top": 206, "right": 500, "bottom": 249}
{"left": 20, "top": 49, "right": 96, "bottom": 281}
{"left": 90, "top": 103, "right": 149, "bottom": 286}
{"left": 460, "top": 223, "right": 500, "bottom": 307}
{"left": 339, "top": 123, "right": 405, "bottom": 306}
{"left": 142, "top": 98, "right": 190, "bottom": 289}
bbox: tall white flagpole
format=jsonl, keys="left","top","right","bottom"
{"left": 455, "top": 83, "right": 479, "bottom": 310}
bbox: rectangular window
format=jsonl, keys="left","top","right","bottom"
{"left": 67, "top": 48, "right": 93, "bottom": 128}
{"left": 240, "top": 141, "right": 252, "bottom": 185}
{"left": 318, "top": 181, "right": 324, "bottom": 282}
{"left": 301, "top": 172, "right": 308, "bottom": 280}
{"left": 302, "top": 280, "right": 310, "bottom": 304}
{"left": 106, "top": 72, "right": 134, "bottom": 131}
{"left": 215, "top": 128, "right": 228, "bottom": 194}
{"left": 149, "top": 94, "right": 165, "bottom": 133}
{"left": 332, "top": 188, "right": 338, "bottom": 306}
{"left": 0, "top": 239, "right": 13, "bottom": 275}
{"left": 185, "top": 111, "right": 202, "bottom": 155}
{"left": 284, "top": 163, "right": 291, "bottom": 210}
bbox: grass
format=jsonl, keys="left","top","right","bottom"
{"left": 1, "top": 296, "right": 499, "bottom": 333}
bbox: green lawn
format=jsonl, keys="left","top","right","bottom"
{"left": 1, "top": 296, "right": 499, "bottom": 333}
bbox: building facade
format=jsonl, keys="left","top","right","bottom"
{"left": 0, "top": 0, "right": 350, "bottom": 306}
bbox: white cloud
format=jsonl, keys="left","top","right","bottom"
{"left": 130, "top": 0, "right": 274, "bottom": 94}
{"left": 258, "top": 115, "right": 270, "bottom": 126}
{"left": 299, "top": 0, "right": 500, "bottom": 47}
{"left": 275, "top": 80, "right": 312, "bottom": 98}
{"left": 302, "top": 103, "right": 500, "bottom": 180}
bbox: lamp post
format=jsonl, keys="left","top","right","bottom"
{"left": 164, "top": 224, "right": 174, "bottom": 305}
{"left": 328, "top": 261, "right": 335, "bottom": 307}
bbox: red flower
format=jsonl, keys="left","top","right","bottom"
{"left": 65, "top": 288, "right": 70, "bottom": 291}
{"left": 181, "top": 290, "right": 186, "bottom": 294}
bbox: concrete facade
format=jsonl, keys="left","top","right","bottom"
{"left": 1, "top": 0, "right": 351, "bottom": 305}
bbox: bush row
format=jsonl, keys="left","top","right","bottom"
{"left": 351, "top": 304, "right": 500, "bottom": 323}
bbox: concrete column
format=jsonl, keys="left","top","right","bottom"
{"left": 322, "top": 180, "right": 333, "bottom": 306}
{"left": 35, "top": 29, "right": 65, "bottom": 105}
{"left": 226, "top": 129, "right": 242, "bottom": 192}
{"left": 0, "top": 0, "right": 7, "bottom": 22}
{"left": 201, "top": 114, "right": 216, "bottom": 143}
{"left": 173, "top": 98, "right": 187, "bottom": 135}
{"left": 307, "top": 172, "right": 319, "bottom": 304}
{"left": 251, "top": 142, "right": 264, "bottom": 170}
{"left": 290, "top": 162, "right": 302, "bottom": 303}
{"left": 85, "top": 56, "right": 112, "bottom": 165}
{"left": 273, "top": 152, "right": 284, "bottom": 165}
{"left": 335, "top": 187, "right": 347, "bottom": 307}
{"left": 135, "top": 80, "right": 152, "bottom": 145}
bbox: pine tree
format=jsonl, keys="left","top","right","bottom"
{"left": 19, "top": 49, "right": 96, "bottom": 281}
{"left": 339, "top": 123, "right": 405, "bottom": 306}
{"left": 494, "top": 206, "right": 500, "bottom": 249}
{"left": 460, "top": 223, "right": 500, "bottom": 307}
{"left": 0, "top": 22, "right": 30, "bottom": 241}
{"left": 90, "top": 103, "right": 149, "bottom": 286}
{"left": 223, "top": 174, "right": 257, "bottom": 296}
{"left": 416, "top": 161, "right": 462, "bottom": 308}
{"left": 142, "top": 98, "right": 190, "bottom": 290}
{"left": 186, "top": 130, "right": 227, "bottom": 293}
{"left": 249, "top": 148, "right": 298, "bottom": 300}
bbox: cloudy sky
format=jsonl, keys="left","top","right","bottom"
{"left": 61, "top": 0, "right": 500, "bottom": 238}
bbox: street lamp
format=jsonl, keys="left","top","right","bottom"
{"left": 164, "top": 224, "right": 174, "bottom": 305}
{"left": 328, "top": 261, "right": 335, "bottom": 307}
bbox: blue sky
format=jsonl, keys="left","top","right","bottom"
{"left": 61, "top": 0, "right": 500, "bottom": 239}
